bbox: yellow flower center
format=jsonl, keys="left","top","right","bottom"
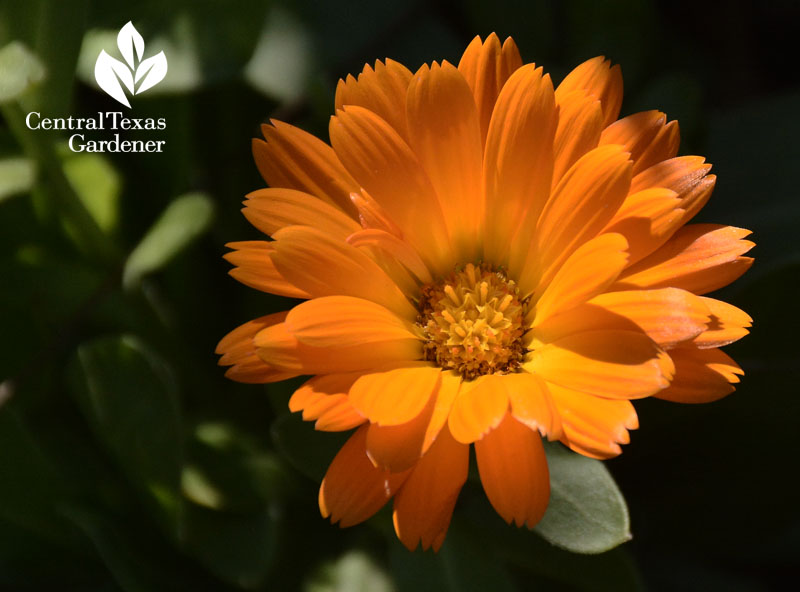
{"left": 417, "top": 263, "right": 527, "bottom": 379}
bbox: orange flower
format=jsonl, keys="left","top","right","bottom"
{"left": 217, "top": 34, "right": 753, "bottom": 551}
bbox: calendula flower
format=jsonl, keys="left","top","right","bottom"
{"left": 217, "top": 34, "right": 753, "bottom": 551}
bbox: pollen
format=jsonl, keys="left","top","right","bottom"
{"left": 417, "top": 263, "right": 527, "bottom": 379}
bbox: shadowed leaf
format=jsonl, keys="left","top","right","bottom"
{"left": 535, "top": 441, "right": 631, "bottom": 554}
{"left": 181, "top": 502, "right": 279, "bottom": 590}
{"left": 271, "top": 412, "right": 350, "bottom": 482}
{"left": 0, "top": 41, "right": 45, "bottom": 103}
{"left": 123, "top": 192, "right": 214, "bottom": 288}
{"left": 67, "top": 335, "right": 183, "bottom": 530}
{"left": 0, "top": 157, "right": 35, "bottom": 202}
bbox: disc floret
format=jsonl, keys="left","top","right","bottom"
{"left": 418, "top": 263, "right": 527, "bottom": 379}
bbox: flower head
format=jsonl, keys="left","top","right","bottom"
{"left": 217, "top": 34, "right": 753, "bottom": 551}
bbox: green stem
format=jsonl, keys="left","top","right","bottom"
{"left": 1, "top": 101, "right": 120, "bottom": 266}
{"left": 31, "top": 0, "right": 89, "bottom": 118}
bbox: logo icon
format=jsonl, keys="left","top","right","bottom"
{"left": 94, "top": 22, "right": 167, "bottom": 108}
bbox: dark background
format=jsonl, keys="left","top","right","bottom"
{"left": 1, "top": 0, "right": 798, "bottom": 590}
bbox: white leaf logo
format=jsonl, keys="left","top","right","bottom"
{"left": 95, "top": 49, "right": 134, "bottom": 107}
{"left": 94, "top": 22, "right": 168, "bottom": 108}
{"left": 117, "top": 21, "right": 144, "bottom": 69}
{"left": 135, "top": 51, "right": 168, "bottom": 94}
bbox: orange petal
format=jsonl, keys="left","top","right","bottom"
{"left": 289, "top": 372, "right": 366, "bottom": 431}
{"left": 347, "top": 228, "right": 432, "bottom": 284}
{"left": 422, "top": 370, "right": 461, "bottom": 452}
{"left": 406, "top": 61, "right": 484, "bottom": 261}
{"left": 329, "top": 106, "right": 454, "bottom": 274}
{"left": 221, "top": 361, "right": 297, "bottom": 384}
{"left": 458, "top": 34, "right": 523, "bottom": 144}
{"left": 530, "top": 302, "right": 641, "bottom": 350}
{"left": 335, "top": 59, "right": 413, "bottom": 140}
{"left": 254, "top": 120, "right": 359, "bottom": 216}
{"left": 532, "top": 145, "right": 632, "bottom": 287}
{"left": 602, "top": 188, "right": 684, "bottom": 265}
{"left": 217, "top": 311, "right": 288, "bottom": 359}
{"left": 531, "top": 233, "right": 629, "bottom": 322}
{"left": 555, "top": 56, "right": 623, "bottom": 128}
{"left": 630, "top": 155, "right": 711, "bottom": 195}
{"left": 692, "top": 297, "right": 752, "bottom": 349}
{"left": 552, "top": 89, "right": 604, "bottom": 184}
{"left": 270, "top": 225, "right": 416, "bottom": 319}
{"left": 600, "top": 110, "right": 680, "bottom": 175}
{"left": 587, "top": 288, "right": 711, "bottom": 349}
{"left": 619, "top": 158, "right": 717, "bottom": 264}
{"left": 392, "top": 425, "right": 468, "bottom": 551}
{"left": 348, "top": 364, "right": 442, "bottom": 426}
{"left": 255, "top": 321, "right": 421, "bottom": 374}
{"left": 547, "top": 382, "right": 638, "bottom": 459}
{"left": 216, "top": 312, "right": 298, "bottom": 383}
{"left": 223, "top": 241, "right": 311, "bottom": 299}
{"left": 526, "top": 330, "right": 674, "bottom": 399}
{"left": 285, "top": 296, "right": 418, "bottom": 347}
{"left": 346, "top": 240, "right": 419, "bottom": 300}
{"left": 345, "top": 192, "right": 421, "bottom": 294}
{"left": 242, "top": 188, "right": 360, "bottom": 239}
{"left": 349, "top": 189, "right": 404, "bottom": 237}
{"left": 655, "top": 346, "right": 743, "bottom": 403}
{"left": 319, "top": 426, "right": 411, "bottom": 528}
{"left": 503, "top": 372, "right": 562, "bottom": 439}
{"left": 475, "top": 413, "right": 549, "bottom": 528}
{"left": 447, "top": 374, "right": 509, "bottom": 444}
{"left": 614, "top": 224, "right": 755, "bottom": 295}
{"left": 361, "top": 370, "right": 459, "bottom": 471}
{"left": 365, "top": 387, "right": 436, "bottom": 472}
{"left": 671, "top": 174, "right": 716, "bottom": 231}
{"left": 483, "top": 63, "right": 557, "bottom": 265}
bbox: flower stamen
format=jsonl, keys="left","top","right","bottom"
{"left": 418, "top": 263, "right": 527, "bottom": 379}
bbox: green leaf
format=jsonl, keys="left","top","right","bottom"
{"left": 271, "top": 411, "right": 350, "bottom": 482}
{"left": 67, "top": 335, "right": 183, "bottom": 529}
{"left": 61, "top": 503, "right": 222, "bottom": 592}
{"left": 123, "top": 192, "right": 214, "bottom": 289}
{"left": 0, "top": 514, "right": 109, "bottom": 591}
{"left": 388, "top": 521, "right": 516, "bottom": 592}
{"left": 0, "top": 249, "right": 105, "bottom": 381}
{"left": 0, "top": 102, "right": 120, "bottom": 265}
{"left": 450, "top": 492, "right": 642, "bottom": 591}
{"left": 439, "top": 530, "right": 518, "bottom": 592}
{"left": 0, "top": 41, "right": 45, "bottom": 103}
{"left": 182, "top": 420, "right": 296, "bottom": 511}
{"left": 61, "top": 506, "right": 172, "bottom": 592}
{"left": 62, "top": 151, "right": 120, "bottom": 233}
{"left": 0, "top": 156, "right": 35, "bottom": 202}
{"left": 306, "top": 550, "right": 395, "bottom": 592}
{"left": 492, "top": 524, "right": 642, "bottom": 591}
{"left": 534, "top": 441, "right": 631, "bottom": 554}
{"left": 181, "top": 502, "right": 279, "bottom": 590}
{"left": 0, "top": 409, "right": 71, "bottom": 542}
{"left": 244, "top": 7, "right": 313, "bottom": 103}
{"left": 26, "top": 0, "right": 88, "bottom": 117}
{"left": 389, "top": 544, "right": 448, "bottom": 592}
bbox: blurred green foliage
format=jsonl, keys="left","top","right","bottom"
{"left": 1, "top": 0, "right": 798, "bottom": 590}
